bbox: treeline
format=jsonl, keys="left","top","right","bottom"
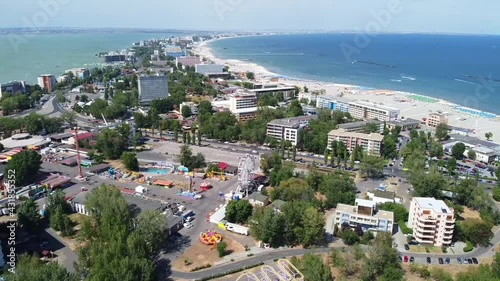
{"left": 0, "top": 113, "right": 68, "bottom": 138}
{"left": 1, "top": 84, "right": 45, "bottom": 115}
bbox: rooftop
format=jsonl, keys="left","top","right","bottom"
{"left": 473, "top": 146, "right": 496, "bottom": 155}
{"left": 349, "top": 100, "right": 400, "bottom": 112}
{"left": 337, "top": 202, "right": 394, "bottom": 221}
{"left": 338, "top": 120, "right": 383, "bottom": 129}
{"left": 250, "top": 86, "right": 295, "bottom": 92}
{"left": 248, "top": 192, "right": 269, "bottom": 202}
{"left": 328, "top": 129, "right": 384, "bottom": 142}
{"left": 0, "top": 134, "right": 50, "bottom": 149}
{"left": 448, "top": 134, "right": 500, "bottom": 149}
{"left": 413, "top": 197, "right": 453, "bottom": 214}
{"left": 271, "top": 199, "right": 287, "bottom": 209}
{"left": 268, "top": 115, "right": 318, "bottom": 128}
{"left": 232, "top": 107, "right": 258, "bottom": 114}
{"left": 388, "top": 118, "right": 421, "bottom": 125}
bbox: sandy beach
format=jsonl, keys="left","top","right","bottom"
{"left": 193, "top": 39, "right": 500, "bottom": 143}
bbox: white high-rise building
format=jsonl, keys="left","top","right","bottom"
{"left": 408, "top": 197, "right": 455, "bottom": 246}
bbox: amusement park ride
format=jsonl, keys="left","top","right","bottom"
{"left": 234, "top": 154, "right": 257, "bottom": 198}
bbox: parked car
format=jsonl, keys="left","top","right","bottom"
{"left": 409, "top": 256, "right": 415, "bottom": 263}
{"left": 445, "top": 258, "right": 450, "bottom": 264}
{"left": 404, "top": 244, "right": 410, "bottom": 251}
{"left": 404, "top": 256, "right": 408, "bottom": 263}
{"left": 463, "top": 258, "right": 469, "bottom": 264}
{"left": 183, "top": 222, "right": 193, "bottom": 229}
{"left": 467, "top": 258, "right": 473, "bottom": 264}
{"left": 426, "top": 257, "right": 431, "bottom": 264}
{"left": 457, "top": 258, "right": 463, "bottom": 264}
{"left": 438, "top": 258, "right": 444, "bottom": 264}
{"left": 472, "top": 258, "right": 479, "bottom": 264}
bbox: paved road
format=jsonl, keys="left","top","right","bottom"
{"left": 170, "top": 247, "right": 332, "bottom": 279}
{"left": 170, "top": 228, "right": 500, "bottom": 279}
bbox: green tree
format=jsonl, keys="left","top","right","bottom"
{"left": 197, "top": 129, "right": 202, "bottom": 146}
{"left": 249, "top": 207, "right": 286, "bottom": 247}
{"left": 288, "top": 100, "right": 303, "bottom": 117}
{"left": 17, "top": 199, "right": 41, "bottom": 233}
{"left": 340, "top": 229, "right": 359, "bottom": 245}
{"left": 291, "top": 254, "right": 332, "bottom": 281}
{"left": 485, "top": 132, "right": 493, "bottom": 141}
{"left": 50, "top": 205, "right": 74, "bottom": 237}
{"left": 121, "top": 152, "right": 139, "bottom": 171}
{"left": 435, "top": 123, "right": 449, "bottom": 141}
{"left": 181, "top": 105, "right": 191, "bottom": 118}
{"left": 462, "top": 218, "right": 493, "bottom": 247}
{"left": 217, "top": 241, "right": 228, "bottom": 257}
{"left": 360, "top": 155, "right": 385, "bottom": 179}
{"left": 361, "top": 232, "right": 403, "bottom": 281}
{"left": 225, "top": 200, "right": 253, "bottom": 224}
{"left": 46, "top": 189, "right": 72, "bottom": 217}
{"left": 178, "top": 145, "right": 206, "bottom": 170}
{"left": 6, "top": 150, "right": 42, "bottom": 186}
{"left": 382, "top": 136, "right": 398, "bottom": 159}
{"left": 76, "top": 185, "right": 156, "bottom": 280}
{"left": 467, "top": 149, "right": 477, "bottom": 160}
{"left": 298, "top": 207, "right": 325, "bottom": 247}
{"left": 451, "top": 142, "right": 466, "bottom": 159}
{"left": 5, "top": 254, "right": 79, "bottom": 281}
{"left": 96, "top": 128, "right": 128, "bottom": 159}
{"left": 135, "top": 210, "right": 168, "bottom": 256}
{"left": 409, "top": 167, "right": 447, "bottom": 198}
{"left": 378, "top": 203, "right": 409, "bottom": 222}
{"left": 246, "top": 72, "right": 255, "bottom": 80}
{"left": 429, "top": 141, "right": 444, "bottom": 158}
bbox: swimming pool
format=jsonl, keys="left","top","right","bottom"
{"left": 142, "top": 168, "right": 171, "bottom": 175}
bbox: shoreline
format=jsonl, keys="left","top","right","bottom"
{"left": 193, "top": 37, "right": 500, "bottom": 143}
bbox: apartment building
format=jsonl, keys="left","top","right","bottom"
{"left": 229, "top": 92, "right": 257, "bottom": 111}
{"left": 266, "top": 115, "right": 318, "bottom": 146}
{"left": 387, "top": 118, "right": 421, "bottom": 131}
{"left": 67, "top": 68, "right": 90, "bottom": 79}
{"left": 427, "top": 112, "right": 448, "bottom": 128}
{"left": 195, "top": 64, "right": 225, "bottom": 75}
{"left": 327, "top": 129, "right": 384, "bottom": 156}
{"left": 176, "top": 56, "right": 201, "bottom": 67}
{"left": 250, "top": 86, "right": 296, "bottom": 100}
{"left": 0, "top": 81, "right": 26, "bottom": 98}
{"left": 37, "top": 74, "right": 57, "bottom": 92}
{"left": 138, "top": 75, "right": 169, "bottom": 104}
{"left": 337, "top": 120, "right": 384, "bottom": 134}
{"left": 348, "top": 101, "right": 400, "bottom": 121}
{"left": 408, "top": 197, "right": 455, "bottom": 246}
{"left": 316, "top": 95, "right": 351, "bottom": 112}
{"left": 334, "top": 199, "right": 394, "bottom": 233}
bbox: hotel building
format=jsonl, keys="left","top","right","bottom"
{"left": 37, "top": 74, "right": 57, "bottom": 92}
{"left": 408, "top": 197, "right": 455, "bottom": 246}
{"left": 316, "top": 95, "right": 351, "bottom": 112}
{"left": 427, "top": 112, "right": 449, "bottom": 128}
{"left": 334, "top": 199, "right": 394, "bottom": 233}
{"left": 67, "top": 68, "right": 90, "bottom": 79}
{"left": 229, "top": 92, "right": 258, "bottom": 122}
{"left": 348, "top": 101, "right": 400, "bottom": 122}
{"left": 138, "top": 75, "right": 169, "bottom": 105}
{"left": 337, "top": 120, "right": 384, "bottom": 134}
{"left": 327, "top": 129, "right": 384, "bottom": 156}
{"left": 195, "top": 64, "right": 225, "bottom": 76}
{"left": 266, "top": 115, "right": 318, "bottom": 146}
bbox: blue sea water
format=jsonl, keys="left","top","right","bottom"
{"left": 0, "top": 31, "right": 178, "bottom": 85}
{"left": 210, "top": 34, "right": 500, "bottom": 114}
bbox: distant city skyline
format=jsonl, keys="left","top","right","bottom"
{"left": 1, "top": 0, "right": 500, "bottom": 35}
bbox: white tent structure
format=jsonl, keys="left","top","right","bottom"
{"left": 209, "top": 204, "right": 226, "bottom": 224}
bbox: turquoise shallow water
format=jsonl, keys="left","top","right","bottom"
{"left": 0, "top": 32, "right": 177, "bottom": 84}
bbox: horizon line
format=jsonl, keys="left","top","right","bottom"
{"left": 1, "top": 27, "right": 500, "bottom": 37}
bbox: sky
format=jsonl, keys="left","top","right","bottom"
{"left": 1, "top": 0, "right": 500, "bottom": 34}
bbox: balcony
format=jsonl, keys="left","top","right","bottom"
{"left": 418, "top": 215, "right": 437, "bottom": 222}
{"left": 415, "top": 220, "right": 436, "bottom": 229}
{"left": 415, "top": 232, "right": 435, "bottom": 240}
